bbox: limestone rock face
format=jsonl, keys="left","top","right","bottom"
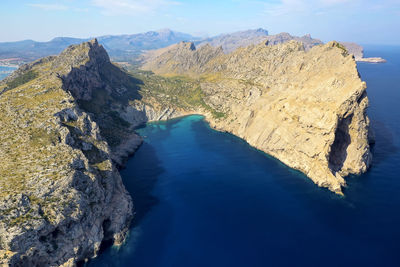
{"left": 143, "top": 41, "right": 224, "bottom": 75}
{"left": 0, "top": 40, "right": 133, "bottom": 266}
{"left": 142, "top": 40, "right": 372, "bottom": 194}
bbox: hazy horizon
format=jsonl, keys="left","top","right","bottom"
{"left": 1, "top": 0, "right": 399, "bottom": 45}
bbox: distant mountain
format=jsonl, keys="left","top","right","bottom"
{"left": 0, "top": 28, "right": 383, "bottom": 65}
{"left": 99, "top": 28, "right": 195, "bottom": 51}
{"left": 264, "top": 33, "right": 323, "bottom": 51}
{"left": 196, "top": 29, "right": 323, "bottom": 53}
{"left": 195, "top": 28, "right": 269, "bottom": 53}
{"left": 0, "top": 37, "right": 87, "bottom": 62}
{"left": 0, "top": 29, "right": 199, "bottom": 63}
{"left": 196, "top": 29, "right": 385, "bottom": 62}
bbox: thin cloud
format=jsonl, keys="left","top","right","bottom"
{"left": 28, "top": 3, "right": 69, "bottom": 11}
{"left": 91, "top": 0, "right": 181, "bottom": 15}
{"left": 320, "top": 0, "right": 351, "bottom": 5}
{"left": 263, "top": 0, "right": 355, "bottom": 16}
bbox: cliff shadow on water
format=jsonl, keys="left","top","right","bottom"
{"left": 125, "top": 118, "right": 186, "bottom": 220}
{"left": 123, "top": 117, "right": 189, "bottom": 225}
{"left": 369, "top": 120, "right": 398, "bottom": 166}
{"left": 122, "top": 142, "right": 163, "bottom": 225}
{"left": 87, "top": 120, "right": 187, "bottom": 266}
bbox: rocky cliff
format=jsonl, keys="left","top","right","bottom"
{"left": 142, "top": 40, "right": 373, "bottom": 194}
{"left": 0, "top": 39, "right": 184, "bottom": 266}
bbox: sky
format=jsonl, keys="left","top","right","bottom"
{"left": 0, "top": 0, "right": 399, "bottom": 45}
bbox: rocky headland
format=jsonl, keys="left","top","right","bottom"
{"left": 0, "top": 37, "right": 373, "bottom": 265}
{"left": 142, "top": 40, "right": 373, "bottom": 194}
{"left": 341, "top": 42, "right": 386, "bottom": 63}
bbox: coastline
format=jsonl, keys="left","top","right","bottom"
{"left": 356, "top": 57, "right": 386, "bottom": 63}
{"left": 0, "top": 64, "right": 19, "bottom": 68}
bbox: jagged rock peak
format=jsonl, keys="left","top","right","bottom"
{"left": 254, "top": 28, "right": 269, "bottom": 34}
{"left": 175, "top": 41, "right": 196, "bottom": 51}
{"left": 142, "top": 40, "right": 224, "bottom": 75}
{"left": 55, "top": 38, "right": 110, "bottom": 69}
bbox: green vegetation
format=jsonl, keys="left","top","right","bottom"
{"left": 130, "top": 70, "right": 225, "bottom": 118}
{"left": 333, "top": 42, "right": 348, "bottom": 55}
{"left": 29, "top": 128, "right": 59, "bottom": 147}
{"left": 211, "top": 110, "right": 226, "bottom": 119}
{"left": 6, "top": 70, "right": 38, "bottom": 90}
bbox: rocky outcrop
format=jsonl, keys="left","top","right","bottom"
{"left": 143, "top": 42, "right": 224, "bottom": 75}
{"left": 356, "top": 57, "right": 386, "bottom": 63}
{"left": 142, "top": 40, "right": 373, "bottom": 194}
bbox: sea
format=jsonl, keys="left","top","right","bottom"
{"left": 88, "top": 45, "right": 400, "bottom": 267}
{"left": 0, "top": 66, "right": 17, "bottom": 81}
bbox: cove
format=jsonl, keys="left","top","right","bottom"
{"left": 88, "top": 46, "right": 400, "bottom": 267}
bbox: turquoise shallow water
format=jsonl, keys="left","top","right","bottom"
{"left": 0, "top": 66, "right": 16, "bottom": 80}
{"left": 89, "top": 46, "right": 400, "bottom": 267}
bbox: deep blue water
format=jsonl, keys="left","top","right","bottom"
{"left": 89, "top": 46, "right": 400, "bottom": 267}
{"left": 0, "top": 66, "right": 16, "bottom": 80}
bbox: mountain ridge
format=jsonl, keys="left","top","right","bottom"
{"left": 0, "top": 28, "right": 383, "bottom": 66}
{"left": 0, "top": 29, "right": 199, "bottom": 63}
